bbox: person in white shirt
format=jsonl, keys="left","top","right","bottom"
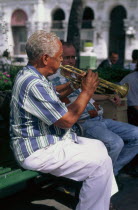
{"left": 124, "top": 49, "right": 138, "bottom": 71}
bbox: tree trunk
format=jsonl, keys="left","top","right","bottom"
{"left": 67, "top": 0, "right": 86, "bottom": 67}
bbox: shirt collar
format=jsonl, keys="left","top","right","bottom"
{"left": 26, "top": 64, "right": 47, "bottom": 82}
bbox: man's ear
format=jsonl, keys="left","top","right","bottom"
{"left": 42, "top": 54, "right": 49, "bottom": 65}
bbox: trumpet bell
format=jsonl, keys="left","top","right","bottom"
{"left": 98, "top": 78, "right": 129, "bottom": 98}
{"left": 115, "top": 83, "right": 129, "bottom": 98}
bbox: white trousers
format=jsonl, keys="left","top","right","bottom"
{"left": 21, "top": 137, "right": 118, "bottom": 210}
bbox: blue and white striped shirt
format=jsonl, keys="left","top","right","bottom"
{"left": 10, "top": 65, "right": 77, "bottom": 162}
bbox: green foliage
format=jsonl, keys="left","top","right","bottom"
{"left": 94, "top": 66, "right": 131, "bottom": 82}
{"left": 0, "top": 65, "right": 21, "bottom": 91}
{"left": 0, "top": 71, "right": 12, "bottom": 91}
{"left": 9, "top": 65, "right": 21, "bottom": 83}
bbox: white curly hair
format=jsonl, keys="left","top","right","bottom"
{"left": 25, "top": 30, "right": 60, "bottom": 62}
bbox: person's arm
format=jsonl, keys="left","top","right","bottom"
{"left": 55, "top": 82, "right": 79, "bottom": 98}
{"left": 54, "top": 70, "right": 99, "bottom": 128}
{"left": 93, "top": 94, "right": 110, "bottom": 101}
{"left": 93, "top": 94, "right": 121, "bottom": 105}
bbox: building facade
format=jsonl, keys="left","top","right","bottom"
{"left": 0, "top": 0, "right": 138, "bottom": 65}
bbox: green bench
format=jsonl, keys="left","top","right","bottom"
{"left": 0, "top": 134, "right": 41, "bottom": 199}
{"left": 0, "top": 137, "right": 81, "bottom": 200}
{"left": 0, "top": 90, "right": 42, "bottom": 198}
{"left": 0, "top": 166, "right": 39, "bottom": 199}
{"left": 0, "top": 135, "right": 81, "bottom": 199}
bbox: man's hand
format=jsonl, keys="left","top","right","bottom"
{"left": 81, "top": 70, "right": 99, "bottom": 98}
{"left": 109, "top": 94, "right": 121, "bottom": 105}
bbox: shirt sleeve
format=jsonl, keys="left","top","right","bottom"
{"left": 24, "top": 83, "right": 68, "bottom": 125}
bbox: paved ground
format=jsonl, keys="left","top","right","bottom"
{"left": 111, "top": 173, "right": 138, "bottom": 210}
{"left": 0, "top": 172, "right": 138, "bottom": 210}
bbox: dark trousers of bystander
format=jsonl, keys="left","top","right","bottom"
{"left": 127, "top": 106, "right": 138, "bottom": 126}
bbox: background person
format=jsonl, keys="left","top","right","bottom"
{"left": 97, "top": 51, "right": 122, "bottom": 69}
{"left": 10, "top": 31, "right": 118, "bottom": 210}
{"left": 124, "top": 49, "right": 138, "bottom": 71}
{"left": 0, "top": 49, "right": 11, "bottom": 72}
{"left": 120, "top": 62, "right": 138, "bottom": 176}
{"left": 120, "top": 62, "right": 138, "bottom": 126}
{"left": 49, "top": 42, "right": 138, "bottom": 178}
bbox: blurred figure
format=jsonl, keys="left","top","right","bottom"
{"left": 97, "top": 51, "right": 122, "bottom": 69}
{"left": 0, "top": 49, "right": 11, "bottom": 71}
{"left": 124, "top": 49, "right": 138, "bottom": 71}
{"left": 120, "top": 62, "right": 138, "bottom": 126}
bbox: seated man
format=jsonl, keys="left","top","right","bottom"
{"left": 97, "top": 51, "right": 122, "bottom": 69}
{"left": 49, "top": 42, "right": 138, "bottom": 177}
{"left": 10, "top": 31, "right": 118, "bottom": 210}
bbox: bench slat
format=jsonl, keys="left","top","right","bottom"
{"left": 0, "top": 167, "right": 12, "bottom": 175}
{"left": 0, "top": 168, "right": 22, "bottom": 178}
{"left": 0, "top": 169, "right": 39, "bottom": 189}
{"left": 0, "top": 168, "right": 39, "bottom": 198}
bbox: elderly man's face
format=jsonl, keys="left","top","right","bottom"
{"left": 110, "top": 53, "right": 119, "bottom": 64}
{"left": 46, "top": 40, "right": 63, "bottom": 76}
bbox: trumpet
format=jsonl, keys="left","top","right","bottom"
{"left": 60, "top": 65, "right": 129, "bottom": 98}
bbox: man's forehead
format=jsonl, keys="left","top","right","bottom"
{"left": 63, "top": 45, "right": 76, "bottom": 53}
{"left": 111, "top": 53, "right": 118, "bottom": 57}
